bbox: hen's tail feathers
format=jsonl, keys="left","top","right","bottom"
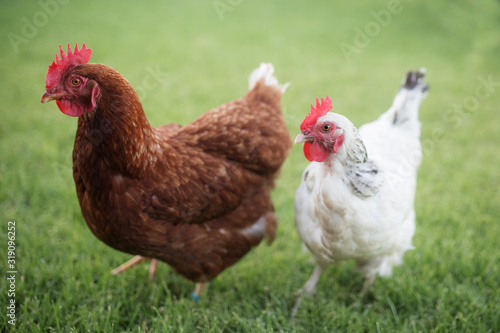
{"left": 391, "top": 68, "right": 429, "bottom": 126}
{"left": 248, "top": 63, "right": 290, "bottom": 94}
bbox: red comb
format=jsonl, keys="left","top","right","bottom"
{"left": 45, "top": 43, "right": 92, "bottom": 89}
{"left": 300, "top": 96, "right": 333, "bottom": 132}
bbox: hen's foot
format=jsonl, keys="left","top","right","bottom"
{"left": 191, "top": 282, "right": 209, "bottom": 302}
{"left": 360, "top": 275, "right": 376, "bottom": 298}
{"left": 291, "top": 265, "right": 324, "bottom": 317}
{"left": 111, "top": 256, "right": 158, "bottom": 280}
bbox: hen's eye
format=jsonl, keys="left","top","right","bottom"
{"left": 322, "top": 124, "right": 332, "bottom": 132}
{"left": 71, "top": 78, "right": 81, "bottom": 87}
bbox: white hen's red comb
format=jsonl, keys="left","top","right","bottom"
{"left": 45, "top": 43, "right": 92, "bottom": 89}
{"left": 300, "top": 96, "right": 333, "bottom": 132}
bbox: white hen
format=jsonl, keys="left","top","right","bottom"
{"left": 292, "top": 70, "right": 428, "bottom": 315}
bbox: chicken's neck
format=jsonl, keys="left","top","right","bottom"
{"left": 324, "top": 129, "right": 368, "bottom": 171}
{"left": 323, "top": 133, "right": 381, "bottom": 198}
{"left": 75, "top": 91, "right": 161, "bottom": 179}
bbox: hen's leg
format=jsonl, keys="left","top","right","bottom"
{"left": 191, "top": 282, "right": 209, "bottom": 302}
{"left": 111, "top": 256, "right": 158, "bottom": 280}
{"left": 111, "top": 255, "right": 146, "bottom": 275}
{"left": 291, "top": 265, "right": 324, "bottom": 317}
{"left": 360, "top": 275, "right": 376, "bottom": 297}
{"left": 148, "top": 258, "right": 158, "bottom": 280}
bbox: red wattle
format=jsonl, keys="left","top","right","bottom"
{"left": 56, "top": 84, "right": 99, "bottom": 117}
{"left": 56, "top": 99, "right": 85, "bottom": 117}
{"left": 310, "top": 141, "right": 329, "bottom": 162}
{"left": 303, "top": 142, "right": 313, "bottom": 162}
{"left": 303, "top": 141, "right": 330, "bottom": 162}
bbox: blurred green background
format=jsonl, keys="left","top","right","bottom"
{"left": 1, "top": 0, "right": 499, "bottom": 331}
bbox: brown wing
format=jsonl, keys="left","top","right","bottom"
{"left": 174, "top": 81, "right": 291, "bottom": 174}
{"left": 145, "top": 137, "right": 268, "bottom": 223}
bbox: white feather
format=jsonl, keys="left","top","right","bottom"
{"left": 248, "top": 63, "right": 290, "bottom": 93}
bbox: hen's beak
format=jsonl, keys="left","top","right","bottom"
{"left": 41, "top": 91, "right": 67, "bottom": 103}
{"left": 294, "top": 132, "right": 314, "bottom": 144}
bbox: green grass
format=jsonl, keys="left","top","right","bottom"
{"left": 1, "top": 0, "right": 499, "bottom": 331}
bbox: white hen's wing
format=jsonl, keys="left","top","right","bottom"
{"left": 345, "top": 160, "right": 382, "bottom": 198}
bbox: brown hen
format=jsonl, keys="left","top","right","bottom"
{"left": 41, "top": 44, "right": 291, "bottom": 299}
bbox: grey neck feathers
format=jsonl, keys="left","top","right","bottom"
{"left": 342, "top": 126, "right": 382, "bottom": 198}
